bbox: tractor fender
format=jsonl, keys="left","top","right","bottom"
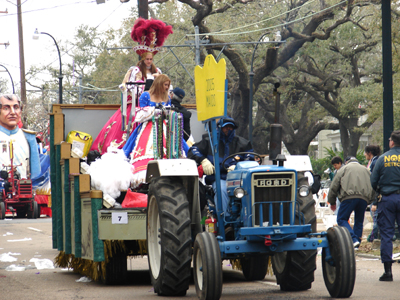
{"left": 146, "top": 158, "right": 199, "bottom": 181}
{"left": 146, "top": 159, "right": 202, "bottom": 236}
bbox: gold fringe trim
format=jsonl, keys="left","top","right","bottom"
{"left": 230, "top": 258, "right": 242, "bottom": 271}
{"left": 55, "top": 240, "right": 149, "bottom": 283}
{"left": 230, "top": 256, "right": 274, "bottom": 276}
{"left": 266, "top": 256, "right": 273, "bottom": 276}
{"left": 138, "top": 240, "right": 147, "bottom": 255}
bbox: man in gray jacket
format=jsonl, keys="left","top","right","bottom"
{"left": 328, "top": 156, "right": 375, "bottom": 248}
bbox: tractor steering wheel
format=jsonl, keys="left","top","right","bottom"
{"left": 221, "top": 152, "right": 262, "bottom": 171}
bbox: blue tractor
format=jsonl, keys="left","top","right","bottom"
{"left": 145, "top": 117, "right": 356, "bottom": 300}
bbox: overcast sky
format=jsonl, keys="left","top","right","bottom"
{"left": 0, "top": 0, "right": 134, "bottom": 94}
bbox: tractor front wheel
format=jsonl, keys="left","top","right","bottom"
{"left": 147, "top": 177, "right": 192, "bottom": 296}
{"left": 193, "top": 231, "right": 223, "bottom": 300}
{"left": 322, "top": 226, "right": 355, "bottom": 298}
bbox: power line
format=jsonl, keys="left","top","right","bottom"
{"left": 193, "top": 0, "right": 318, "bottom": 36}
{"left": 187, "top": 0, "right": 347, "bottom": 37}
{"left": 0, "top": 1, "right": 94, "bottom": 17}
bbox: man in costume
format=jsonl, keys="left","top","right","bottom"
{"left": 90, "top": 18, "right": 173, "bottom": 155}
{"left": 0, "top": 94, "right": 41, "bottom": 180}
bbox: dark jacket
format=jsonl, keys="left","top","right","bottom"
{"left": 188, "top": 129, "right": 253, "bottom": 185}
{"left": 328, "top": 158, "right": 375, "bottom": 205}
{"left": 171, "top": 99, "right": 191, "bottom": 141}
{"left": 371, "top": 146, "right": 400, "bottom": 195}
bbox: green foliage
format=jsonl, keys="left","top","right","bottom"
{"left": 311, "top": 147, "right": 368, "bottom": 177}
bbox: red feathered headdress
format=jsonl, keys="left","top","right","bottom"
{"left": 131, "top": 18, "right": 173, "bottom": 57}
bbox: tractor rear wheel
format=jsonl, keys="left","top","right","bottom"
{"left": 322, "top": 226, "right": 355, "bottom": 298}
{"left": 0, "top": 201, "right": 5, "bottom": 219}
{"left": 147, "top": 177, "right": 192, "bottom": 296}
{"left": 271, "top": 172, "right": 317, "bottom": 291}
{"left": 193, "top": 231, "right": 223, "bottom": 300}
{"left": 241, "top": 254, "right": 269, "bottom": 281}
{"left": 28, "top": 201, "right": 38, "bottom": 219}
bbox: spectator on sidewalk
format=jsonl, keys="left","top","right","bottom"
{"left": 330, "top": 156, "right": 343, "bottom": 215}
{"left": 365, "top": 145, "right": 381, "bottom": 242}
{"left": 328, "top": 156, "right": 375, "bottom": 249}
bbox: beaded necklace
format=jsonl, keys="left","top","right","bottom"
{"left": 152, "top": 112, "right": 158, "bottom": 159}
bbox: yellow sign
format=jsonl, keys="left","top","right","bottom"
{"left": 194, "top": 55, "right": 226, "bottom": 121}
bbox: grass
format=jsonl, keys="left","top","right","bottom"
{"left": 357, "top": 228, "right": 400, "bottom": 256}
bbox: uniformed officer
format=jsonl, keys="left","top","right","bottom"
{"left": 370, "top": 130, "right": 400, "bottom": 281}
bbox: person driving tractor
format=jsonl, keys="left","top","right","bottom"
{"left": 188, "top": 117, "right": 256, "bottom": 214}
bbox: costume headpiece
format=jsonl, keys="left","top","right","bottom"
{"left": 131, "top": 18, "right": 173, "bottom": 57}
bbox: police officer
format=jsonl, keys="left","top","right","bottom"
{"left": 370, "top": 130, "right": 400, "bottom": 281}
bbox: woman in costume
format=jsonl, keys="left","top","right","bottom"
{"left": 90, "top": 18, "right": 173, "bottom": 155}
{"left": 123, "top": 75, "right": 188, "bottom": 188}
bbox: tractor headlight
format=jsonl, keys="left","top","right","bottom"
{"left": 234, "top": 187, "right": 245, "bottom": 198}
{"left": 298, "top": 185, "right": 310, "bottom": 197}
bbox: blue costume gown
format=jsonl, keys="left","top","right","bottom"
{"left": 123, "top": 92, "right": 189, "bottom": 188}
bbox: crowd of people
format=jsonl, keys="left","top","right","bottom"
{"left": 326, "top": 135, "right": 400, "bottom": 282}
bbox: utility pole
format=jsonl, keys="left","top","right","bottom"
{"left": 17, "top": 0, "right": 27, "bottom": 108}
{"left": 382, "top": 0, "right": 393, "bottom": 152}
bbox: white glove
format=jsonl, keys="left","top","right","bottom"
{"left": 227, "top": 165, "right": 235, "bottom": 172}
{"left": 201, "top": 159, "right": 215, "bottom": 175}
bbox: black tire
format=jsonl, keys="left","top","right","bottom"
{"left": 36, "top": 204, "right": 41, "bottom": 218}
{"left": 271, "top": 172, "right": 317, "bottom": 291}
{"left": 241, "top": 254, "right": 269, "bottom": 281}
{"left": 28, "top": 201, "right": 38, "bottom": 219}
{"left": 101, "top": 250, "right": 128, "bottom": 285}
{"left": 147, "top": 177, "right": 192, "bottom": 296}
{"left": 0, "top": 201, "right": 5, "bottom": 220}
{"left": 322, "top": 226, "right": 355, "bottom": 298}
{"left": 193, "top": 231, "right": 223, "bottom": 300}
{"left": 16, "top": 208, "right": 27, "bottom": 218}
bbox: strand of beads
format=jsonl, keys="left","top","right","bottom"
{"left": 152, "top": 113, "right": 158, "bottom": 159}
{"left": 178, "top": 114, "right": 183, "bottom": 157}
{"left": 157, "top": 110, "right": 163, "bottom": 158}
{"left": 166, "top": 110, "right": 170, "bottom": 159}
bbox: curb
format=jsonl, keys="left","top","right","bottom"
{"left": 356, "top": 253, "right": 380, "bottom": 259}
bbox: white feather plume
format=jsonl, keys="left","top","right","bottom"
{"left": 88, "top": 148, "right": 135, "bottom": 199}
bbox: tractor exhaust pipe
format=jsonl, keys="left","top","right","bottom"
{"left": 269, "top": 83, "right": 283, "bottom": 166}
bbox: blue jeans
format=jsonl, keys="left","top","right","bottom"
{"left": 369, "top": 208, "right": 379, "bottom": 240}
{"left": 337, "top": 198, "right": 368, "bottom": 243}
{"left": 377, "top": 194, "right": 400, "bottom": 263}
{"left": 212, "top": 180, "right": 229, "bottom": 216}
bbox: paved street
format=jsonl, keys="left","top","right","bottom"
{"left": 1, "top": 217, "right": 400, "bottom": 299}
